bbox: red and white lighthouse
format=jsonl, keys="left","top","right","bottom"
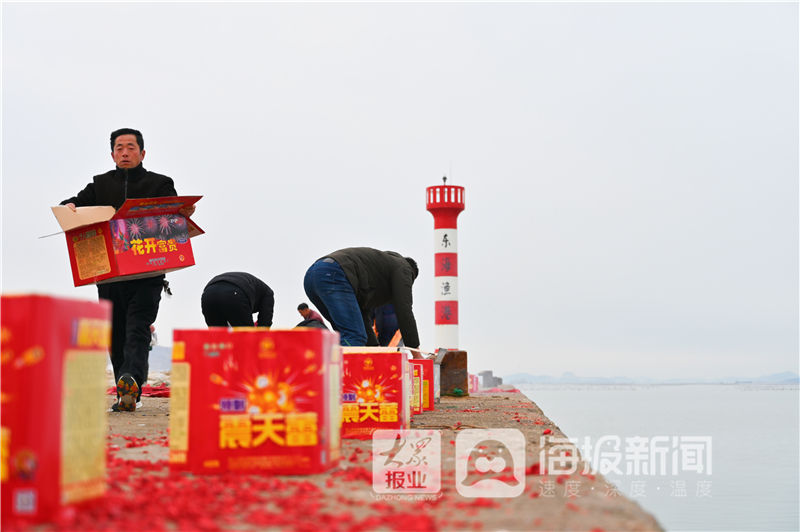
{"left": 426, "top": 177, "right": 465, "bottom": 350}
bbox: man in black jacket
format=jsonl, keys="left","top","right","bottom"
{"left": 303, "top": 247, "right": 420, "bottom": 348}
{"left": 60, "top": 128, "right": 194, "bottom": 412}
{"left": 201, "top": 272, "right": 274, "bottom": 327}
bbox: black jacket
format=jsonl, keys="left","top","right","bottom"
{"left": 61, "top": 164, "right": 177, "bottom": 210}
{"left": 205, "top": 272, "right": 274, "bottom": 328}
{"left": 324, "top": 247, "right": 420, "bottom": 348}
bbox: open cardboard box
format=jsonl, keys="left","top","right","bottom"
{"left": 51, "top": 196, "right": 203, "bottom": 286}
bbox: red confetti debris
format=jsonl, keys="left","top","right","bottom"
{"left": 526, "top": 463, "right": 544, "bottom": 475}
{"left": 455, "top": 498, "right": 499, "bottom": 509}
{"left": 543, "top": 429, "right": 552, "bottom": 435}
{"left": 16, "top": 386, "right": 607, "bottom": 532}
{"left": 331, "top": 466, "right": 372, "bottom": 484}
{"left": 106, "top": 384, "right": 171, "bottom": 397}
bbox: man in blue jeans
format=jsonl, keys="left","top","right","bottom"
{"left": 303, "top": 247, "right": 420, "bottom": 348}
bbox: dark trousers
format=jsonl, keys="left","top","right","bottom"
{"left": 374, "top": 305, "right": 399, "bottom": 346}
{"left": 98, "top": 275, "right": 164, "bottom": 394}
{"left": 201, "top": 281, "right": 254, "bottom": 327}
{"left": 303, "top": 259, "right": 367, "bottom": 346}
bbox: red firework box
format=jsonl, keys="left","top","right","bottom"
{"left": 469, "top": 373, "right": 480, "bottom": 394}
{"left": 409, "top": 361, "right": 423, "bottom": 415}
{"left": 341, "top": 348, "right": 411, "bottom": 439}
{"left": 416, "top": 358, "right": 435, "bottom": 411}
{"left": 169, "top": 327, "right": 342, "bottom": 474}
{"left": 50, "top": 196, "right": 203, "bottom": 287}
{"left": 1, "top": 294, "right": 111, "bottom": 525}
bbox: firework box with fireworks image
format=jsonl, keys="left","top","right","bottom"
{"left": 50, "top": 196, "right": 203, "bottom": 287}
{"left": 168, "top": 327, "right": 342, "bottom": 474}
{"left": 1, "top": 295, "right": 111, "bottom": 525}
{"left": 340, "top": 348, "right": 411, "bottom": 439}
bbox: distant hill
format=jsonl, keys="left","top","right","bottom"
{"left": 502, "top": 371, "right": 800, "bottom": 385}
{"left": 748, "top": 371, "right": 800, "bottom": 384}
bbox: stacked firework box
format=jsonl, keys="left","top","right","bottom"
{"left": 1, "top": 295, "right": 111, "bottom": 525}
{"left": 169, "top": 327, "right": 341, "bottom": 474}
{"left": 340, "top": 347, "right": 412, "bottom": 439}
{"left": 51, "top": 196, "right": 203, "bottom": 286}
{"left": 409, "top": 360, "right": 423, "bottom": 415}
{"left": 469, "top": 373, "right": 480, "bottom": 393}
{"left": 413, "top": 358, "right": 435, "bottom": 411}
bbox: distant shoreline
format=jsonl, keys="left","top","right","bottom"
{"left": 502, "top": 371, "right": 800, "bottom": 386}
{"left": 512, "top": 381, "right": 800, "bottom": 387}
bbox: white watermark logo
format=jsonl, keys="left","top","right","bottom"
{"left": 455, "top": 429, "right": 526, "bottom": 498}
{"left": 539, "top": 435, "right": 713, "bottom": 476}
{"left": 372, "top": 429, "right": 441, "bottom": 498}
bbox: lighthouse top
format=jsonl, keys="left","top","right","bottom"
{"left": 426, "top": 176, "right": 465, "bottom": 213}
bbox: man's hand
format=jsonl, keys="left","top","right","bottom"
{"left": 65, "top": 202, "right": 77, "bottom": 212}
{"left": 179, "top": 204, "right": 196, "bottom": 218}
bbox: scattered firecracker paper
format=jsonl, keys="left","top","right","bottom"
{"left": 106, "top": 385, "right": 171, "bottom": 397}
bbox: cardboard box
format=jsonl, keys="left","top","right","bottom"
{"left": 169, "top": 328, "right": 341, "bottom": 475}
{"left": 1, "top": 295, "right": 111, "bottom": 525}
{"left": 341, "top": 348, "right": 410, "bottom": 439}
{"left": 51, "top": 196, "right": 203, "bottom": 286}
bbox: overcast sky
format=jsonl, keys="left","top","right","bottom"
{"left": 2, "top": 2, "right": 797, "bottom": 379}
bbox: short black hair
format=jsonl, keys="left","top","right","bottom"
{"left": 110, "top": 128, "right": 144, "bottom": 151}
{"left": 297, "top": 303, "right": 309, "bottom": 311}
{"left": 405, "top": 257, "right": 419, "bottom": 280}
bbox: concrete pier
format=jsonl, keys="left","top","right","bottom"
{"left": 72, "top": 390, "right": 665, "bottom": 531}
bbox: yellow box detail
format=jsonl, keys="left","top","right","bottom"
{"left": 60, "top": 350, "right": 107, "bottom": 504}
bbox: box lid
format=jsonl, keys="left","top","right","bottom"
{"left": 113, "top": 195, "right": 201, "bottom": 219}
{"left": 50, "top": 195, "right": 204, "bottom": 236}
{"left": 50, "top": 205, "right": 116, "bottom": 232}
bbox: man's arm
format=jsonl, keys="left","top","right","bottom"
{"left": 362, "top": 312, "right": 380, "bottom": 346}
{"left": 256, "top": 286, "right": 274, "bottom": 328}
{"left": 155, "top": 176, "right": 178, "bottom": 197}
{"left": 60, "top": 182, "right": 97, "bottom": 210}
{"left": 391, "top": 271, "right": 420, "bottom": 348}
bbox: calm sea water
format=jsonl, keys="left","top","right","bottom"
{"left": 517, "top": 383, "right": 800, "bottom": 531}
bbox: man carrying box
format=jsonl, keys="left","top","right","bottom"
{"left": 59, "top": 128, "right": 195, "bottom": 412}
{"left": 303, "top": 247, "right": 420, "bottom": 348}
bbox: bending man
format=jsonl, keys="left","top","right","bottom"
{"left": 201, "top": 272, "right": 274, "bottom": 328}
{"left": 303, "top": 247, "right": 420, "bottom": 348}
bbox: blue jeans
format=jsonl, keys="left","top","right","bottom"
{"left": 303, "top": 259, "right": 367, "bottom": 346}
